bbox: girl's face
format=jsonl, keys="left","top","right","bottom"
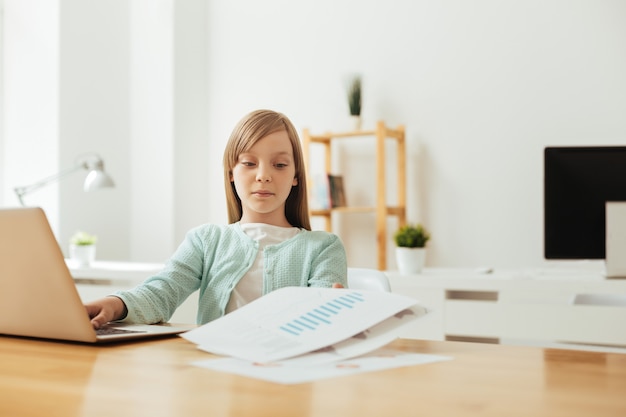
{"left": 231, "top": 130, "right": 298, "bottom": 226}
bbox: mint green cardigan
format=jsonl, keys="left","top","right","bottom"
{"left": 115, "top": 222, "right": 348, "bottom": 324}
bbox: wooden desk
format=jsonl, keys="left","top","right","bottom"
{"left": 1, "top": 337, "right": 624, "bottom": 417}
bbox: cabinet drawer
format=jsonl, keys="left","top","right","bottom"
{"left": 501, "top": 303, "right": 626, "bottom": 346}
{"left": 445, "top": 300, "right": 501, "bottom": 338}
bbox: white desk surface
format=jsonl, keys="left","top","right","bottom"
{"left": 66, "top": 259, "right": 164, "bottom": 282}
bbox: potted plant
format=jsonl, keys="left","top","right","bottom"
{"left": 346, "top": 75, "right": 362, "bottom": 129}
{"left": 393, "top": 223, "right": 430, "bottom": 274}
{"left": 69, "top": 230, "right": 97, "bottom": 267}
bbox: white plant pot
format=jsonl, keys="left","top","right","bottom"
{"left": 350, "top": 115, "right": 362, "bottom": 130}
{"left": 395, "top": 247, "right": 426, "bottom": 274}
{"left": 69, "top": 244, "right": 96, "bottom": 267}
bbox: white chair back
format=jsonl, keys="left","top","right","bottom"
{"left": 347, "top": 268, "right": 391, "bottom": 292}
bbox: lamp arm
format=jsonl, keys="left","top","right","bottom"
{"left": 14, "top": 164, "right": 84, "bottom": 206}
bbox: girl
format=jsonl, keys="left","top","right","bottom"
{"left": 86, "top": 109, "right": 348, "bottom": 328}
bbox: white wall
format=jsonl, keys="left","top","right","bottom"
{"left": 0, "top": 0, "right": 3, "bottom": 197}
{"left": 129, "top": 0, "right": 174, "bottom": 262}
{"left": 1, "top": 0, "right": 207, "bottom": 263}
{"left": 204, "top": 0, "right": 626, "bottom": 269}
{"left": 1, "top": 0, "right": 60, "bottom": 229}
{"left": 2, "top": 0, "right": 625, "bottom": 270}
{"left": 58, "top": 0, "right": 130, "bottom": 260}
{"left": 171, "top": 0, "right": 209, "bottom": 253}
{"left": 129, "top": 0, "right": 208, "bottom": 262}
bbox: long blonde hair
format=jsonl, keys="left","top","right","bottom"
{"left": 223, "top": 109, "right": 311, "bottom": 230}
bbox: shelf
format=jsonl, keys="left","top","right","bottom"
{"left": 306, "top": 128, "right": 405, "bottom": 142}
{"left": 302, "top": 121, "right": 406, "bottom": 270}
{"left": 310, "top": 206, "right": 405, "bottom": 216}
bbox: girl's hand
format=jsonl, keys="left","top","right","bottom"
{"left": 84, "top": 296, "right": 127, "bottom": 329}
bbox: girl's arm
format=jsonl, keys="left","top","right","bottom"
{"left": 307, "top": 233, "right": 348, "bottom": 288}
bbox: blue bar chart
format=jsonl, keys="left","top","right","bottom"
{"left": 279, "top": 292, "right": 366, "bottom": 336}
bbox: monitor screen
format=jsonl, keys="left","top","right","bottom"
{"left": 544, "top": 146, "right": 626, "bottom": 259}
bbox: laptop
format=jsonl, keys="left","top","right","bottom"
{"left": 0, "top": 207, "right": 194, "bottom": 343}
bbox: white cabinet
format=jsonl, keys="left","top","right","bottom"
{"left": 387, "top": 268, "right": 626, "bottom": 350}
{"left": 70, "top": 261, "right": 626, "bottom": 351}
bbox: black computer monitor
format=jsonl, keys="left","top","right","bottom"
{"left": 544, "top": 146, "right": 626, "bottom": 259}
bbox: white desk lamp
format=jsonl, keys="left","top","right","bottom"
{"left": 14, "top": 153, "right": 115, "bottom": 206}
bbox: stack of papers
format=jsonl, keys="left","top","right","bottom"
{"left": 182, "top": 287, "right": 451, "bottom": 383}
{"left": 193, "top": 347, "right": 452, "bottom": 384}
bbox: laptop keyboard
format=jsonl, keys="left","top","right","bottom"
{"left": 96, "top": 326, "right": 146, "bottom": 336}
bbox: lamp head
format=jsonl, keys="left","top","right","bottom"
{"left": 82, "top": 158, "right": 115, "bottom": 191}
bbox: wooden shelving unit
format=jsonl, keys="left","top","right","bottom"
{"left": 302, "top": 121, "right": 406, "bottom": 270}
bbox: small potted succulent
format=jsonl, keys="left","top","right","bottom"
{"left": 393, "top": 223, "right": 430, "bottom": 274}
{"left": 69, "top": 230, "right": 97, "bottom": 267}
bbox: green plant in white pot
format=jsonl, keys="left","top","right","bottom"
{"left": 393, "top": 223, "right": 430, "bottom": 274}
{"left": 69, "top": 230, "right": 97, "bottom": 267}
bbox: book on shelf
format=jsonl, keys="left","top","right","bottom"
{"left": 328, "top": 174, "right": 347, "bottom": 208}
{"left": 311, "top": 173, "right": 347, "bottom": 210}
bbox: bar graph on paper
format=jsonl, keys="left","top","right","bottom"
{"left": 279, "top": 292, "right": 366, "bottom": 336}
{"left": 183, "top": 287, "right": 420, "bottom": 363}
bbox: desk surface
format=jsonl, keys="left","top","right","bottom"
{"left": 67, "top": 259, "right": 164, "bottom": 282}
{"left": 1, "top": 336, "right": 624, "bottom": 417}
